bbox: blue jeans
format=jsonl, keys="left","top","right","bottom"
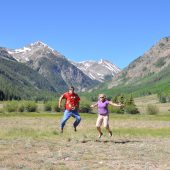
{"left": 61, "top": 110, "right": 81, "bottom": 129}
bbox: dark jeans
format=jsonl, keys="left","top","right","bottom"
{"left": 61, "top": 109, "right": 81, "bottom": 129}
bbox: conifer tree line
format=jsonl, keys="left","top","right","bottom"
{"left": 0, "top": 57, "right": 56, "bottom": 101}
{"left": 0, "top": 80, "right": 21, "bottom": 100}
{"left": 110, "top": 94, "right": 139, "bottom": 114}
{"left": 83, "top": 94, "right": 139, "bottom": 114}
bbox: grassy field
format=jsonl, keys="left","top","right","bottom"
{"left": 0, "top": 111, "right": 170, "bottom": 170}
{"left": 134, "top": 94, "right": 170, "bottom": 114}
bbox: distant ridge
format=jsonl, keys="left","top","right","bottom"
{"left": 109, "top": 36, "right": 170, "bottom": 87}
{"left": 72, "top": 59, "right": 121, "bottom": 82}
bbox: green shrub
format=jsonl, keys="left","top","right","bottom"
{"left": 108, "top": 105, "right": 122, "bottom": 114}
{"left": 45, "top": 101, "right": 61, "bottom": 112}
{"left": 117, "top": 108, "right": 125, "bottom": 114}
{"left": 24, "top": 101, "right": 37, "bottom": 112}
{"left": 124, "top": 105, "right": 139, "bottom": 114}
{"left": 79, "top": 97, "right": 92, "bottom": 113}
{"left": 142, "top": 67, "right": 147, "bottom": 71}
{"left": 159, "top": 42, "right": 165, "bottom": 47}
{"left": 18, "top": 104, "right": 25, "bottom": 112}
{"left": 0, "top": 108, "right": 4, "bottom": 113}
{"left": 5, "top": 101, "right": 18, "bottom": 112}
{"left": 44, "top": 102, "right": 52, "bottom": 111}
{"left": 155, "top": 58, "right": 166, "bottom": 68}
{"left": 159, "top": 95, "right": 167, "bottom": 103}
{"left": 53, "top": 105, "right": 60, "bottom": 112}
{"left": 112, "top": 96, "right": 119, "bottom": 103}
{"left": 17, "top": 102, "right": 26, "bottom": 112}
{"left": 90, "top": 96, "right": 98, "bottom": 102}
{"left": 79, "top": 104, "right": 91, "bottom": 113}
{"left": 146, "top": 104, "right": 159, "bottom": 115}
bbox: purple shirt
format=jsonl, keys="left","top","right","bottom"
{"left": 97, "top": 100, "right": 109, "bottom": 115}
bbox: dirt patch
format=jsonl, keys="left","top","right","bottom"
{"left": 0, "top": 138, "right": 170, "bottom": 170}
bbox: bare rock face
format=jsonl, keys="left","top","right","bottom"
{"left": 0, "top": 47, "right": 16, "bottom": 61}
{"left": 109, "top": 37, "right": 170, "bottom": 87}
{"left": 8, "top": 41, "right": 98, "bottom": 91}
{"left": 72, "top": 59, "right": 121, "bottom": 82}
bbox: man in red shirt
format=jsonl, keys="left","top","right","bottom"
{"left": 58, "top": 86, "right": 81, "bottom": 133}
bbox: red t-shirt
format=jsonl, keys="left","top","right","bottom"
{"left": 62, "top": 92, "right": 80, "bottom": 111}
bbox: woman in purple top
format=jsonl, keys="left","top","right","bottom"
{"left": 91, "top": 94, "right": 122, "bottom": 138}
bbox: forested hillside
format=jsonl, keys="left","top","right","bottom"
{"left": 83, "top": 64, "right": 170, "bottom": 101}
{"left": 0, "top": 53, "right": 56, "bottom": 100}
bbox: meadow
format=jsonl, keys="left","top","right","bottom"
{"left": 0, "top": 95, "right": 170, "bottom": 170}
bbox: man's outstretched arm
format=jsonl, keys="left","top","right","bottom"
{"left": 58, "top": 95, "right": 64, "bottom": 108}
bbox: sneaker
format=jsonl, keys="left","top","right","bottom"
{"left": 74, "top": 126, "right": 77, "bottom": 132}
{"left": 98, "top": 132, "right": 103, "bottom": 139}
{"left": 109, "top": 131, "right": 112, "bottom": 137}
{"left": 60, "top": 128, "right": 63, "bottom": 133}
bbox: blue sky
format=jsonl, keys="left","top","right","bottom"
{"left": 0, "top": 0, "right": 170, "bottom": 68}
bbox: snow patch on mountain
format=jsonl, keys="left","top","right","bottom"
{"left": 7, "top": 40, "right": 121, "bottom": 83}
{"left": 7, "top": 41, "right": 62, "bottom": 63}
{"left": 72, "top": 59, "right": 121, "bottom": 82}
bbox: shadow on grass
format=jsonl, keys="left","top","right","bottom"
{"left": 77, "top": 139, "right": 141, "bottom": 144}
{"left": 97, "top": 140, "right": 141, "bottom": 144}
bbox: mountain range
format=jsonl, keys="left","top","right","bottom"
{"left": 1, "top": 36, "right": 170, "bottom": 100}
{"left": 0, "top": 41, "right": 120, "bottom": 100}
{"left": 8, "top": 41, "right": 98, "bottom": 92}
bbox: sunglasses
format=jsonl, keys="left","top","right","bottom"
{"left": 100, "top": 97, "right": 104, "bottom": 98}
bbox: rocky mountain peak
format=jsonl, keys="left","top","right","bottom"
{"left": 109, "top": 36, "right": 170, "bottom": 87}
{"left": 30, "top": 41, "right": 48, "bottom": 47}
{"left": 72, "top": 59, "right": 121, "bottom": 82}
{"left": 158, "top": 36, "right": 170, "bottom": 44}
{"left": 144, "top": 37, "right": 170, "bottom": 56}
{"left": 7, "top": 41, "right": 63, "bottom": 62}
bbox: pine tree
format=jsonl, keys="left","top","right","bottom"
{"left": 125, "top": 95, "right": 139, "bottom": 114}
{"left": 112, "top": 95, "right": 119, "bottom": 103}
{"left": 119, "top": 95, "right": 125, "bottom": 114}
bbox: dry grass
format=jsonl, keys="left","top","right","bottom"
{"left": 0, "top": 113, "right": 170, "bottom": 169}
{"left": 1, "top": 138, "right": 170, "bottom": 170}
{"left": 135, "top": 94, "right": 170, "bottom": 114}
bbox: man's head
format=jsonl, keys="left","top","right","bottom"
{"left": 68, "top": 86, "right": 74, "bottom": 94}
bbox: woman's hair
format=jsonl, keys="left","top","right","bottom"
{"left": 98, "top": 94, "right": 106, "bottom": 99}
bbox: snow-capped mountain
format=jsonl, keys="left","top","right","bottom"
{"left": 8, "top": 41, "right": 64, "bottom": 63}
{"left": 7, "top": 41, "right": 98, "bottom": 92}
{"left": 72, "top": 59, "right": 121, "bottom": 82}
